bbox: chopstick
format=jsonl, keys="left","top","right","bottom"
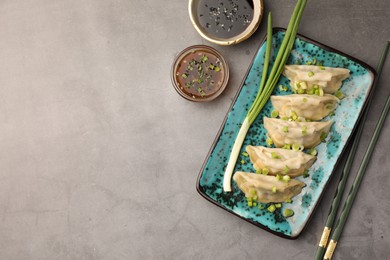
{"left": 324, "top": 94, "right": 390, "bottom": 260}
{"left": 322, "top": 44, "right": 390, "bottom": 260}
{"left": 314, "top": 41, "right": 390, "bottom": 260}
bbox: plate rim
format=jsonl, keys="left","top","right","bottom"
{"left": 195, "top": 27, "right": 377, "bottom": 239}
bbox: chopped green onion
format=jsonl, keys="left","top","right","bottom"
{"left": 297, "top": 88, "right": 305, "bottom": 94}
{"left": 313, "top": 84, "right": 319, "bottom": 90}
{"left": 308, "top": 71, "right": 314, "bottom": 77}
{"left": 267, "top": 204, "right": 276, "bottom": 213}
{"left": 223, "top": 1, "right": 308, "bottom": 192}
{"left": 276, "top": 174, "right": 282, "bottom": 181}
{"left": 320, "top": 132, "right": 328, "bottom": 142}
{"left": 291, "top": 111, "right": 298, "bottom": 120}
{"left": 283, "top": 86, "right": 288, "bottom": 91}
{"left": 301, "top": 125, "right": 307, "bottom": 135}
{"left": 329, "top": 111, "right": 335, "bottom": 117}
{"left": 262, "top": 168, "right": 270, "bottom": 175}
{"left": 309, "top": 147, "right": 317, "bottom": 156}
{"left": 201, "top": 55, "right": 208, "bottom": 63}
{"left": 307, "top": 88, "right": 314, "bottom": 95}
{"left": 248, "top": 201, "right": 253, "bottom": 207}
{"left": 258, "top": 204, "right": 265, "bottom": 209}
{"left": 315, "top": 89, "right": 320, "bottom": 96}
{"left": 303, "top": 97, "right": 308, "bottom": 102}
{"left": 283, "top": 175, "right": 291, "bottom": 182}
{"left": 292, "top": 143, "right": 301, "bottom": 151}
{"left": 319, "top": 66, "right": 325, "bottom": 70}
{"left": 283, "top": 144, "right": 291, "bottom": 150}
{"left": 279, "top": 85, "right": 284, "bottom": 91}
{"left": 334, "top": 90, "right": 345, "bottom": 99}
{"left": 271, "top": 110, "right": 279, "bottom": 118}
{"left": 306, "top": 61, "right": 312, "bottom": 65}
{"left": 256, "top": 169, "right": 262, "bottom": 174}
{"left": 266, "top": 137, "right": 274, "bottom": 146}
{"left": 181, "top": 73, "right": 188, "bottom": 79}
{"left": 303, "top": 169, "right": 310, "bottom": 178}
{"left": 214, "top": 66, "right": 221, "bottom": 72}
{"left": 253, "top": 195, "right": 258, "bottom": 200}
{"left": 281, "top": 116, "right": 289, "bottom": 121}
{"left": 312, "top": 57, "right": 317, "bottom": 64}
{"left": 283, "top": 208, "right": 294, "bottom": 218}
{"left": 271, "top": 152, "right": 281, "bottom": 159}
{"left": 246, "top": 197, "right": 253, "bottom": 202}
{"left": 284, "top": 165, "right": 290, "bottom": 174}
{"left": 240, "top": 159, "right": 245, "bottom": 164}
{"left": 285, "top": 198, "right": 292, "bottom": 203}
{"left": 275, "top": 203, "right": 282, "bottom": 208}
{"left": 242, "top": 152, "right": 249, "bottom": 157}
{"left": 253, "top": 202, "right": 257, "bottom": 207}
{"left": 282, "top": 126, "right": 289, "bottom": 133}
{"left": 272, "top": 186, "right": 277, "bottom": 193}
{"left": 197, "top": 87, "right": 206, "bottom": 96}
{"left": 250, "top": 189, "right": 257, "bottom": 195}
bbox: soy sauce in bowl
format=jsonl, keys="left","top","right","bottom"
{"left": 198, "top": 0, "right": 254, "bottom": 39}
{"left": 189, "top": 0, "right": 263, "bottom": 45}
{"left": 171, "top": 45, "right": 229, "bottom": 102}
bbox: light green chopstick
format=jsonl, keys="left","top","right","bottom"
{"left": 314, "top": 41, "right": 390, "bottom": 260}
{"left": 323, "top": 46, "right": 390, "bottom": 260}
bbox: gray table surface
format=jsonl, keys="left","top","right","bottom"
{"left": 0, "top": 0, "right": 389, "bottom": 259}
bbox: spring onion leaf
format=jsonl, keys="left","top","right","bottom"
{"left": 223, "top": 0, "right": 307, "bottom": 192}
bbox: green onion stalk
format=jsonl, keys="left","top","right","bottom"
{"left": 223, "top": 0, "right": 307, "bottom": 192}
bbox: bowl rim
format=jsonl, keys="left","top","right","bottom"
{"left": 171, "top": 44, "right": 230, "bottom": 102}
{"left": 188, "top": 0, "right": 264, "bottom": 46}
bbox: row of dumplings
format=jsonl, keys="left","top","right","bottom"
{"left": 234, "top": 65, "right": 350, "bottom": 205}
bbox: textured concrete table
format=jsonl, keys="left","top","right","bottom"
{"left": 0, "top": 0, "right": 389, "bottom": 259}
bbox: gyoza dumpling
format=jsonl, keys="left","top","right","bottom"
{"left": 246, "top": 145, "right": 316, "bottom": 177}
{"left": 283, "top": 65, "right": 350, "bottom": 93}
{"left": 263, "top": 117, "right": 333, "bottom": 148}
{"left": 271, "top": 94, "right": 339, "bottom": 120}
{"left": 233, "top": 171, "right": 305, "bottom": 203}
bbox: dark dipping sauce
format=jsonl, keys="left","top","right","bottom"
{"left": 175, "top": 49, "right": 225, "bottom": 99}
{"left": 197, "top": 0, "right": 254, "bottom": 38}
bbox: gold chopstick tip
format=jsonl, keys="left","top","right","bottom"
{"left": 319, "top": 226, "right": 331, "bottom": 247}
{"left": 324, "top": 239, "right": 337, "bottom": 260}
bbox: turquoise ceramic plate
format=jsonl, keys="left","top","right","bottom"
{"left": 196, "top": 28, "right": 376, "bottom": 239}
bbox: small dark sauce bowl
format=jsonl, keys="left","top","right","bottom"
{"left": 171, "top": 45, "right": 229, "bottom": 102}
{"left": 189, "top": 0, "right": 263, "bottom": 45}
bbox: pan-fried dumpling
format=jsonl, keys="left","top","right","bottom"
{"left": 233, "top": 171, "right": 305, "bottom": 203}
{"left": 246, "top": 145, "right": 316, "bottom": 177}
{"left": 263, "top": 117, "right": 333, "bottom": 148}
{"left": 270, "top": 94, "right": 339, "bottom": 120}
{"left": 283, "top": 65, "right": 350, "bottom": 94}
